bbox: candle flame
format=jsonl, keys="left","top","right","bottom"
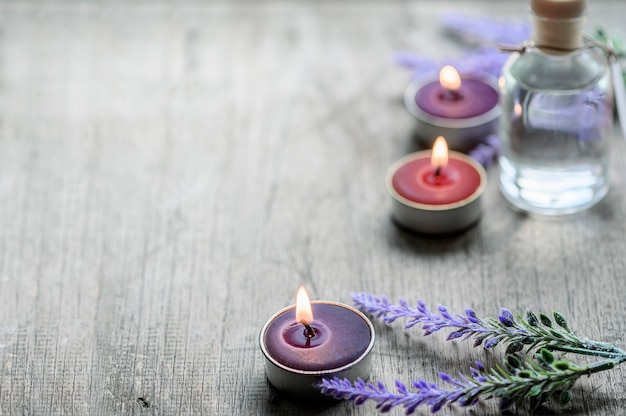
{"left": 439, "top": 65, "right": 462, "bottom": 91}
{"left": 295, "top": 286, "right": 313, "bottom": 324}
{"left": 431, "top": 136, "right": 449, "bottom": 169}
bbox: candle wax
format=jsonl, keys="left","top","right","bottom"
{"left": 392, "top": 157, "right": 481, "bottom": 205}
{"left": 415, "top": 79, "right": 498, "bottom": 119}
{"left": 264, "top": 303, "right": 371, "bottom": 371}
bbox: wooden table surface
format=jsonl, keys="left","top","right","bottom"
{"left": 1, "top": 1, "right": 625, "bottom": 415}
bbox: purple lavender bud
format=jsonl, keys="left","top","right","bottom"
{"left": 405, "top": 320, "right": 420, "bottom": 329}
{"left": 395, "top": 380, "right": 408, "bottom": 393}
{"left": 393, "top": 51, "right": 437, "bottom": 71}
{"left": 438, "top": 305, "right": 448, "bottom": 314}
{"left": 465, "top": 309, "right": 480, "bottom": 323}
{"left": 484, "top": 337, "right": 501, "bottom": 348}
{"left": 485, "top": 134, "right": 501, "bottom": 149}
{"left": 457, "top": 396, "right": 471, "bottom": 407}
{"left": 354, "top": 396, "right": 367, "bottom": 406}
{"left": 413, "top": 379, "right": 430, "bottom": 389}
{"left": 440, "top": 12, "right": 530, "bottom": 46}
{"left": 500, "top": 308, "right": 514, "bottom": 321}
{"left": 379, "top": 403, "right": 393, "bottom": 412}
{"left": 447, "top": 330, "right": 468, "bottom": 341}
{"left": 430, "top": 400, "right": 445, "bottom": 413}
{"left": 473, "top": 334, "right": 488, "bottom": 347}
{"left": 499, "top": 315, "right": 515, "bottom": 328}
{"left": 475, "top": 361, "right": 485, "bottom": 372}
{"left": 439, "top": 372, "right": 453, "bottom": 383}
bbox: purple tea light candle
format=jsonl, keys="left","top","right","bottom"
{"left": 405, "top": 65, "right": 501, "bottom": 152}
{"left": 260, "top": 287, "right": 375, "bottom": 398}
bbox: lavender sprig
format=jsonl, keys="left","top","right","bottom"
{"left": 395, "top": 13, "right": 530, "bottom": 79}
{"left": 321, "top": 293, "right": 626, "bottom": 412}
{"left": 469, "top": 134, "right": 500, "bottom": 167}
{"left": 394, "top": 48, "right": 510, "bottom": 79}
{"left": 440, "top": 12, "right": 530, "bottom": 47}
{"left": 352, "top": 292, "right": 626, "bottom": 359}
{"left": 320, "top": 352, "right": 620, "bottom": 414}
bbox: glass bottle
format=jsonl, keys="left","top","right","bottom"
{"left": 498, "top": 0, "right": 613, "bottom": 216}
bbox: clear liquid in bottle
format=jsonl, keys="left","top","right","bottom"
{"left": 498, "top": 1, "right": 613, "bottom": 216}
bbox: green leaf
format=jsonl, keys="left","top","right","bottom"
{"left": 528, "top": 341, "right": 548, "bottom": 357}
{"left": 553, "top": 311, "right": 569, "bottom": 331}
{"left": 507, "top": 355, "right": 521, "bottom": 369}
{"left": 560, "top": 389, "right": 573, "bottom": 406}
{"left": 517, "top": 370, "right": 531, "bottom": 378}
{"left": 553, "top": 360, "right": 571, "bottom": 371}
{"left": 539, "top": 313, "right": 552, "bottom": 327}
{"left": 529, "top": 384, "right": 543, "bottom": 396}
{"left": 549, "top": 329, "right": 564, "bottom": 339}
{"left": 506, "top": 341, "right": 524, "bottom": 354}
{"left": 541, "top": 349, "right": 555, "bottom": 364}
{"left": 493, "top": 387, "right": 509, "bottom": 397}
{"left": 527, "top": 310, "right": 539, "bottom": 327}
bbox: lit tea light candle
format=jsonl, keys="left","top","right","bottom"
{"left": 404, "top": 66, "right": 500, "bottom": 152}
{"left": 260, "top": 287, "right": 375, "bottom": 398}
{"left": 386, "top": 136, "right": 487, "bottom": 234}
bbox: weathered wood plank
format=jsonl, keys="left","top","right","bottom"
{"left": 0, "top": 1, "right": 625, "bottom": 415}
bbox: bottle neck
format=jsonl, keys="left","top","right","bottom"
{"left": 532, "top": 14, "right": 585, "bottom": 54}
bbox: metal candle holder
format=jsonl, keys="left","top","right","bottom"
{"left": 386, "top": 151, "right": 487, "bottom": 234}
{"left": 259, "top": 301, "right": 375, "bottom": 398}
{"left": 404, "top": 75, "right": 501, "bottom": 152}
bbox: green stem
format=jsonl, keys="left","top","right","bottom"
{"left": 546, "top": 344, "right": 626, "bottom": 360}
{"left": 585, "top": 359, "right": 619, "bottom": 374}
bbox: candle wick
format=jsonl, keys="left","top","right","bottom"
{"left": 300, "top": 319, "right": 316, "bottom": 339}
{"left": 442, "top": 89, "right": 462, "bottom": 101}
{"left": 434, "top": 166, "right": 442, "bottom": 179}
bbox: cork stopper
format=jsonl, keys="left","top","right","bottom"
{"left": 531, "top": 0, "right": 586, "bottom": 52}
{"left": 531, "top": 0, "right": 586, "bottom": 19}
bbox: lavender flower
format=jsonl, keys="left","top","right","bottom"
{"left": 440, "top": 12, "right": 530, "bottom": 47}
{"left": 469, "top": 134, "right": 501, "bottom": 167}
{"left": 319, "top": 293, "right": 626, "bottom": 413}
{"left": 320, "top": 354, "right": 619, "bottom": 414}
{"left": 395, "top": 13, "right": 530, "bottom": 79}
{"left": 351, "top": 292, "right": 626, "bottom": 358}
{"left": 393, "top": 52, "right": 438, "bottom": 75}
{"left": 394, "top": 48, "right": 510, "bottom": 79}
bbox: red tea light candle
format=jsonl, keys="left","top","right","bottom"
{"left": 387, "top": 136, "right": 487, "bottom": 234}
{"left": 404, "top": 65, "right": 500, "bottom": 152}
{"left": 260, "top": 287, "right": 375, "bottom": 398}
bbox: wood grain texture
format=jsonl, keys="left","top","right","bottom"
{"left": 0, "top": 1, "right": 625, "bottom": 415}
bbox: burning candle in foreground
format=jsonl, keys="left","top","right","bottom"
{"left": 386, "top": 136, "right": 486, "bottom": 234}
{"left": 260, "top": 286, "right": 375, "bottom": 398}
{"left": 404, "top": 65, "right": 500, "bottom": 152}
